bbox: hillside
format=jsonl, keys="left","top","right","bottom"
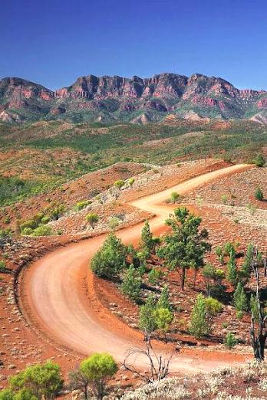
{"left": 0, "top": 73, "right": 266, "bottom": 123}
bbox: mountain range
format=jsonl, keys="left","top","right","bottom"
{"left": 0, "top": 73, "right": 266, "bottom": 124}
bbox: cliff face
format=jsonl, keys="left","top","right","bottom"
{"left": 0, "top": 73, "right": 266, "bottom": 123}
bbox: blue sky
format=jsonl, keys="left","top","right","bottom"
{"left": 1, "top": 0, "right": 266, "bottom": 90}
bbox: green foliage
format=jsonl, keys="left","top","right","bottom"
{"left": 158, "top": 207, "right": 210, "bottom": 290}
{"left": 148, "top": 268, "right": 163, "bottom": 285}
{"left": 170, "top": 192, "right": 180, "bottom": 204}
{"left": 236, "top": 310, "right": 244, "bottom": 320}
{"left": 250, "top": 294, "right": 259, "bottom": 323}
{"left": 91, "top": 233, "right": 127, "bottom": 279}
{"left": 221, "top": 194, "right": 228, "bottom": 204}
{"left": 233, "top": 282, "right": 248, "bottom": 312}
{"left": 189, "top": 294, "right": 209, "bottom": 338}
{"left": 31, "top": 225, "right": 53, "bottom": 237}
{"left": 154, "top": 307, "right": 174, "bottom": 333}
{"left": 224, "top": 332, "right": 237, "bottom": 349}
{"left": 139, "top": 295, "right": 158, "bottom": 336}
{"left": 49, "top": 204, "right": 65, "bottom": 220}
{"left": 121, "top": 265, "right": 142, "bottom": 302}
{"left": 80, "top": 353, "right": 118, "bottom": 400}
{"left": 86, "top": 213, "right": 99, "bottom": 228}
{"left": 108, "top": 216, "right": 120, "bottom": 231}
{"left": 253, "top": 154, "right": 265, "bottom": 167}
{"left": 227, "top": 255, "right": 238, "bottom": 287}
{"left": 74, "top": 200, "right": 91, "bottom": 211}
{"left": 241, "top": 244, "right": 254, "bottom": 278}
{"left": 203, "top": 263, "right": 225, "bottom": 296}
{"left": 0, "top": 260, "right": 8, "bottom": 273}
{"left": 255, "top": 187, "right": 263, "bottom": 201}
{"left": 157, "top": 285, "right": 172, "bottom": 311}
{"left": 128, "top": 177, "right": 135, "bottom": 186}
{"left": 114, "top": 179, "right": 124, "bottom": 189}
{"left": 215, "top": 246, "right": 224, "bottom": 264}
{"left": 140, "top": 221, "right": 157, "bottom": 256}
{"left": 204, "top": 297, "right": 223, "bottom": 316}
{"left": 9, "top": 361, "right": 63, "bottom": 400}
{"left": 0, "top": 389, "right": 15, "bottom": 400}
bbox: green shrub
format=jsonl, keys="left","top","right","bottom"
{"left": 9, "top": 361, "right": 63, "bottom": 400}
{"left": 80, "top": 353, "right": 118, "bottom": 400}
{"left": 170, "top": 192, "right": 180, "bottom": 204}
{"left": 157, "top": 285, "right": 172, "bottom": 311}
{"left": 233, "top": 282, "right": 248, "bottom": 312}
{"left": 221, "top": 194, "right": 228, "bottom": 204}
{"left": 224, "top": 332, "right": 237, "bottom": 349}
{"left": 254, "top": 154, "right": 265, "bottom": 167}
{"left": 114, "top": 180, "right": 124, "bottom": 189}
{"left": 255, "top": 187, "right": 263, "bottom": 201}
{"left": 189, "top": 294, "right": 209, "bottom": 338}
{"left": 121, "top": 265, "right": 142, "bottom": 302}
{"left": 139, "top": 295, "right": 158, "bottom": 336}
{"left": 31, "top": 225, "right": 53, "bottom": 236}
{"left": 91, "top": 233, "right": 127, "bottom": 279}
{"left": 86, "top": 213, "right": 99, "bottom": 229}
{"left": 236, "top": 310, "right": 244, "bottom": 320}
{"left": 75, "top": 200, "right": 91, "bottom": 211}
{"left": 204, "top": 297, "right": 223, "bottom": 316}
{"left": 21, "top": 227, "right": 33, "bottom": 236}
{"left": 0, "top": 260, "right": 7, "bottom": 273}
{"left": 128, "top": 177, "right": 135, "bottom": 186}
{"left": 154, "top": 307, "right": 174, "bottom": 333}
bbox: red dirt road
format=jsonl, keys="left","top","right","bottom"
{"left": 21, "top": 164, "right": 252, "bottom": 374}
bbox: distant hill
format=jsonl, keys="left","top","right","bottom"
{"left": 0, "top": 73, "right": 266, "bottom": 124}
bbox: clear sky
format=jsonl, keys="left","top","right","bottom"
{"left": 1, "top": 0, "right": 266, "bottom": 90}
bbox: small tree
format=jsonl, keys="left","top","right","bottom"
{"left": 233, "top": 282, "right": 248, "bottom": 312}
{"left": 254, "top": 154, "right": 265, "bottom": 167}
{"left": 86, "top": 213, "right": 99, "bottom": 229}
{"left": 9, "top": 361, "right": 63, "bottom": 400}
{"left": 154, "top": 307, "right": 174, "bottom": 341}
{"left": 121, "top": 264, "right": 142, "bottom": 302}
{"left": 91, "top": 233, "right": 127, "bottom": 279}
{"left": 255, "top": 187, "right": 263, "bottom": 201}
{"left": 215, "top": 246, "right": 225, "bottom": 264}
{"left": 227, "top": 253, "right": 238, "bottom": 287}
{"left": 203, "top": 263, "right": 225, "bottom": 297}
{"left": 139, "top": 295, "right": 158, "bottom": 342}
{"left": 224, "top": 332, "right": 237, "bottom": 349}
{"left": 128, "top": 177, "right": 135, "bottom": 186}
{"left": 189, "top": 294, "right": 209, "bottom": 338}
{"left": 158, "top": 207, "right": 211, "bottom": 290}
{"left": 140, "top": 221, "right": 158, "bottom": 256}
{"left": 80, "top": 353, "right": 118, "bottom": 400}
{"left": 170, "top": 192, "right": 180, "bottom": 204}
{"left": 241, "top": 244, "right": 254, "bottom": 279}
{"left": 157, "top": 285, "right": 172, "bottom": 311}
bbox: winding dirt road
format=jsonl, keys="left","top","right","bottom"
{"left": 21, "top": 164, "right": 252, "bottom": 374}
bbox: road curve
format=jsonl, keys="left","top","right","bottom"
{"left": 21, "top": 164, "right": 251, "bottom": 374}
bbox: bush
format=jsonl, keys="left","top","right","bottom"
{"left": 91, "top": 233, "right": 127, "bottom": 279}
{"left": 205, "top": 297, "right": 223, "bottom": 316}
{"left": 9, "top": 361, "right": 63, "bottom": 400}
{"left": 170, "top": 192, "right": 180, "bottom": 204}
{"left": 139, "top": 295, "right": 158, "bottom": 337}
{"left": 254, "top": 154, "right": 265, "bottom": 167}
{"left": 114, "top": 180, "right": 124, "bottom": 189}
{"left": 75, "top": 200, "right": 91, "bottom": 211}
{"left": 121, "top": 265, "right": 142, "bottom": 302}
{"left": 128, "top": 177, "right": 135, "bottom": 186}
{"left": 255, "top": 187, "right": 263, "bottom": 201}
{"left": 227, "top": 255, "right": 238, "bottom": 287}
{"left": 189, "top": 294, "right": 209, "bottom": 338}
{"left": 154, "top": 307, "right": 174, "bottom": 333}
{"left": 86, "top": 213, "right": 99, "bottom": 229}
{"left": 80, "top": 353, "right": 118, "bottom": 400}
{"left": 31, "top": 225, "right": 53, "bottom": 237}
{"left": 0, "top": 260, "right": 8, "bottom": 273}
{"left": 236, "top": 310, "right": 244, "bottom": 320}
{"left": 224, "top": 332, "right": 237, "bottom": 349}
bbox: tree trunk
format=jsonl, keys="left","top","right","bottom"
{"left": 181, "top": 267, "right": 186, "bottom": 290}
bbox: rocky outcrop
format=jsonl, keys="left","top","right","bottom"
{"left": 0, "top": 73, "right": 266, "bottom": 123}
